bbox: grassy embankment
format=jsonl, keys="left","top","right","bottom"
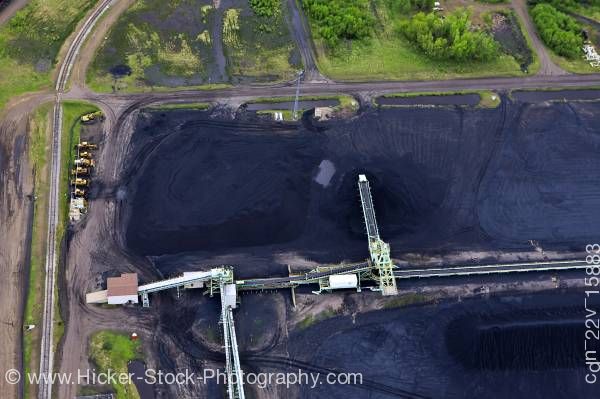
{"left": 297, "top": 308, "right": 339, "bottom": 330}
{"left": 303, "top": 0, "right": 528, "bottom": 81}
{"left": 252, "top": 94, "right": 359, "bottom": 120}
{"left": 146, "top": 102, "right": 212, "bottom": 111}
{"left": 88, "top": 0, "right": 233, "bottom": 92}
{"left": 89, "top": 330, "right": 143, "bottom": 399}
{"left": 0, "top": 0, "right": 97, "bottom": 110}
{"left": 22, "top": 104, "right": 52, "bottom": 399}
{"left": 383, "top": 293, "right": 432, "bottom": 309}
{"left": 378, "top": 91, "right": 502, "bottom": 108}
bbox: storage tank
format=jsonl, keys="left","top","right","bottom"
{"left": 328, "top": 274, "right": 358, "bottom": 290}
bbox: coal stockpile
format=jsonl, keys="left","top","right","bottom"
{"left": 284, "top": 292, "right": 600, "bottom": 399}
{"left": 123, "top": 101, "right": 600, "bottom": 269}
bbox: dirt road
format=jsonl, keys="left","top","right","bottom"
{"left": 285, "top": 0, "right": 325, "bottom": 82}
{"left": 512, "top": 0, "right": 567, "bottom": 76}
{"left": 0, "top": 102, "right": 35, "bottom": 399}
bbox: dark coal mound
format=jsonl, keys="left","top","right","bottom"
{"left": 124, "top": 102, "right": 600, "bottom": 260}
{"left": 126, "top": 119, "right": 324, "bottom": 255}
{"left": 446, "top": 318, "right": 590, "bottom": 371}
{"left": 478, "top": 103, "right": 600, "bottom": 244}
{"left": 327, "top": 165, "right": 446, "bottom": 240}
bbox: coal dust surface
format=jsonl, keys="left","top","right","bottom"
{"left": 123, "top": 101, "right": 600, "bottom": 274}
{"left": 286, "top": 291, "right": 600, "bottom": 399}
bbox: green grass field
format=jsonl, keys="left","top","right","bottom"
{"left": 306, "top": 0, "right": 528, "bottom": 81}
{"left": 0, "top": 0, "right": 96, "bottom": 110}
{"left": 89, "top": 331, "right": 143, "bottom": 399}
{"left": 22, "top": 103, "right": 52, "bottom": 399}
{"left": 222, "top": 1, "right": 300, "bottom": 83}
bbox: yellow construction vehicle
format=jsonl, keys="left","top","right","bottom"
{"left": 70, "top": 178, "right": 89, "bottom": 187}
{"left": 80, "top": 111, "right": 103, "bottom": 123}
{"left": 71, "top": 167, "right": 89, "bottom": 176}
{"left": 77, "top": 141, "right": 98, "bottom": 150}
{"left": 79, "top": 151, "right": 93, "bottom": 159}
{"left": 72, "top": 188, "right": 86, "bottom": 197}
{"left": 74, "top": 158, "right": 95, "bottom": 167}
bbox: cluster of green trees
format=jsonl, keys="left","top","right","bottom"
{"left": 302, "top": 0, "right": 374, "bottom": 47}
{"left": 399, "top": 10, "right": 498, "bottom": 61}
{"left": 249, "top": 0, "right": 280, "bottom": 18}
{"left": 530, "top": 3, "right": 583, "bottom": 59}
{"left": 385, "top": 0, "right": 434, "bottom": 13}
{"left": 531, "top": 0, "right": 600, "bottom": 10}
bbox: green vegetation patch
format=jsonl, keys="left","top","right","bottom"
{"left": 297, "top": 308, "right": 339, "bottom": 330}
{"left": 302, "top": 0, "right": 374, "bottom": 47}
{"left": 89, "top": 331, "right": 143, "bottom": 399}
{"left": 223, "top": 0, "right": 300, "bottom": 83}
{"left": 146, "top": 102, "right": 211, "bottom": 110}
{"left": 383, "top": 293, "right": 431, "bottom": 309}
{"left": 303, "top": 0, "right": 526, "bottom": 81}
{"left": 531, "top": 3, "right": 583, "bottom": 59}
{"left": 400, "top": 9, "right": 498, "bottom": 61}
{"left": 88, "top": 0, "right": 216, "bottom": 92}
{"left": 0, "top": 0, "right": 96, "bottom": 110}
{"left": 533, "top": 0, "right": 600, "bottom": 22}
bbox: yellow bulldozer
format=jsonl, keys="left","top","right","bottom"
{"left": 72, "top": 188, "right": 86, "bottom": 197}
{"left": 80, "top": 111, "right": 103, "bottom": 123}
{"left": 71, "top": 167, "right": 89, "bottom": 176}
{"left": 74, "top": 158, "right": 95, "bottom": 168}
{"left": 77, "top": 141, "right": 98, "bottom": 150}
{"left": 70, "top": 178, "right": 89, "bottom": 187}
{"left": 79, "top": 151, "right": 93, "bottom": 159}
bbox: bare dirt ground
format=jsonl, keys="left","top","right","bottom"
{"left": 0, "top": 101, "right": 36, "bottom": 399}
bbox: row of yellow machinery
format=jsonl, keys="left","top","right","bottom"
{"left": 69, "top": 141, "right": 98, "bottom": 221}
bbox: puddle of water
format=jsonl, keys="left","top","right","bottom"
{"left": 377, "top": 94, "right": 480, "bottom": 107}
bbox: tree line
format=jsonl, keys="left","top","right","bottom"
{"left": 530, "top": 3, "right": 583, "bottom": 59}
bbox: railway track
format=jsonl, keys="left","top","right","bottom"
{"left": 37, "top": 2, "right": 114, "bottom": 398}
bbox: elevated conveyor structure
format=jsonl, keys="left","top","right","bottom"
{"left": 358, "top": 175, "right": 398, "bottom": 296}
{"left": 393, "top": 260, "right": 590, "bottom": 279}
{"left": 220, "top": 281, "right": 245, "bottom": 399}
{"left": 88, "top": 267, "right": 247, "bottom": 398}
{"left": 137, "top": 268, "right": 232, "bottom": 307}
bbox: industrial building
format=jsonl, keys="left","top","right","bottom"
{"left": 106, "top": 273, "right": 139, "bottom": 305}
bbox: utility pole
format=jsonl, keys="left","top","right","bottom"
{"left": 292, "top": 70, "right": 304, "bottom": 121}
